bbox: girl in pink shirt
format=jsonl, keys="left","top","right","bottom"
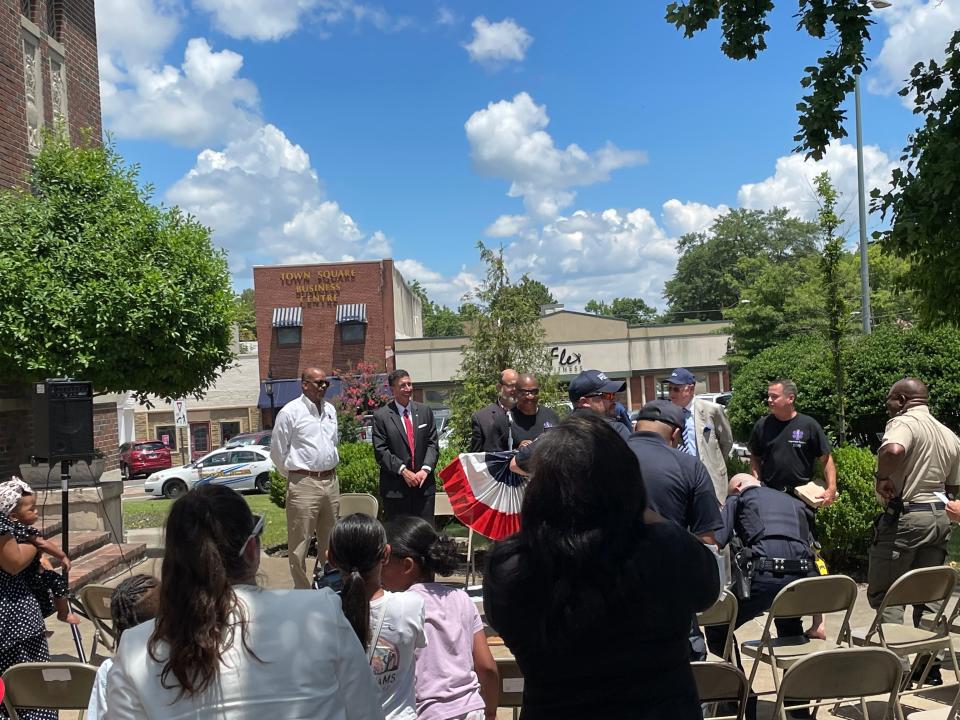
{"left": 382, "top": 517, "right": 498, "bottom": 720}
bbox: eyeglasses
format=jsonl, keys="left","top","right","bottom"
{"left": 238, "top": 514, "right": 265, "bottom": 557}
{"left": 517, "top": 388, "right": 540, "bottom": 396}
{"left": 304, "top": 379, "right": 330, "bottom": 390}
{"left": 585, "top": 392, "right": 616, "bottom": 400}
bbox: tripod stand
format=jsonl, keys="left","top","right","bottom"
{"left": 56, "top": 457, "right": 87, "bottom": 663}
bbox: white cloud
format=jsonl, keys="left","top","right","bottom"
{"left": 95, "top": 0, "right": 180, "bottom": 72}
{"left": 102, "top": 37, "right": 260, "bottom": 146}
{"left": 394, "top": 259, "right": 480, "bottom": 308}
{"left": 485, "top": 214, "right": 530, "bottom": 238}
{"left": 869, "top": 0, "right": 960, "bottom": 100}
{"left": 465, "top": 92, "right": 646, "bottom": 221}
{"left": 436, "top": 6, "right": 457, "bottom": 26}
{"left": 463, "top": 17, "right": 533, "bottom": 66}
{"left": 736, "top": 140, "right": 896, "bottom": 224}
{"left": 661, "top": 199, "right": 730, "bottom": 237}
{"left": 166, "top": 124, "right": 389, "bottom": 278}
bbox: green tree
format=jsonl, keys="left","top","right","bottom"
{"left": 664, "top": 0, "right": 873, "bottom": 159}
{"left": 0, "top": 133, "right": 235, "bottom": 402}
{"left": 448, "top": 243, "right": 557, "bottom": 450}
{"left": 334, "top": 361, "right": 391, "bottom": 442}
{"left": 496, "top": 276, "right": 555, "bottom": 311}
{"left": 873, "top": 31, "right": 960, "bottom": 326}
{"left": 585, "top": 297, "right": 657, "bottom": 325}
{"left": 816, "top": 172, "right": 848, "bottom": 444}
{"left": 236, "top": 288, "right": 256, "bottom": 341}
{"left": 409, "top": 280, "right": 463, "bottom": 337}
{"left": 664, "top": 208, "right": 820, "bottom": 322}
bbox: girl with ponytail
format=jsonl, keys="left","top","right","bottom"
{"left": 106, "top": 485, "right": 382, "bottom": 719}
{"left": 382, "top": 517, "right": 498, "bottom": 720}
{"left": 327, "top": 513, "right": 425, "bottom": 720}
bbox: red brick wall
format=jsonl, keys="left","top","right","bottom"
{"left": 93, "top": 404, "right": 118, "bottom": 471}
{"left": 629, "top": 376, "right": 644, "bottom": 410}
{"left": 643, "top": 375, "right": 656, "bottom": 404}
{"left": 0, "top": 0, "right": 101, "bottom": 189}
{"left": 708, "top": 371, "right": 720, "bottom": 393}
{"left": 254, "top": 260, "right": 397, "bottom": 381}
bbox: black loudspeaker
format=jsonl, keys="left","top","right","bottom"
{"left": 32, "top": 379, "right": 94, "bottom": 461}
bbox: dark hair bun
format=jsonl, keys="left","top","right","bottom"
{"left": 425, "top": 533, "right": 460, "bottom": 577}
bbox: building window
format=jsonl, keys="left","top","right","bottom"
{"left": 21, "top": 32, "right": 43, "bottom": 155}
{"left": 340, "top": 322, "right": 366, "bottom": 345}
{"left": 276, "top": 326, "right": 302, "bottom": 347}
{"left": 190, "top": 423, "right": 210, "bottom": 457}
{"left": 20, "top": 0, "right": 34, "bottom": 20}
{"left": 45, "top": 0, "right": 61, "bottom": 39}
{"left": 220, "top": 421, "right": 241, "bottom": 445}
{"left": 156, "top": 425, "right": 177, "bottom": 450}
{"left": 49, "top": 55, "right": 68, "bottom": 127}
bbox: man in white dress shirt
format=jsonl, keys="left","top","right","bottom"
{"left": 270, "top": 367, "right": 340, "bottom": 588}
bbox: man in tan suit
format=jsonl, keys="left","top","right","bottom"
{"left": 667, "top": 368, "right": 734, "bottom": 502}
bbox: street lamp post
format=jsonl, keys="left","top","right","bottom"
{"left": 264, "top": 371, "right": 275, "bottom": 429}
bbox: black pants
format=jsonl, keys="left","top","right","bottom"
{"left": 383, "top": 492, "right": 436, "bottom": 526}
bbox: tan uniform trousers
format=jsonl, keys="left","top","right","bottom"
{"left": 286, "top": 471, "right": 340, "bottom": 589}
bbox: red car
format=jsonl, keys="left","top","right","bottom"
{"left": 119, "top": 440, "right": 173, "bottom": 479}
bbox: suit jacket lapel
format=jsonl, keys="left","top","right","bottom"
{"left": 391, "top": 401, "right": 414, "bottom": 456}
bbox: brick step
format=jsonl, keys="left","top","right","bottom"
{"left": 35, "top": 519, "right": 63, "bottom": 539}
{"left": 44, "top": 531, "right": 112, "bottom": 566}
{"left": 67, "top": 543, "right": 147, "bottom": 591}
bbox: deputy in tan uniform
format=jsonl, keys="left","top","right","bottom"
{"left": 870, "top": 378, "right": 960, "bottom": 623}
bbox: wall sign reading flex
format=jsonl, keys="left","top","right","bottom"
{"left": 551, "top": 346, "right": 582, "bottom": 370}
{"left": 279, "top": 268, "right": 358, "bottom": 306}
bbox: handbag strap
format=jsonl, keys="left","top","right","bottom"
{"left": 367, "top": 594, "right": 389, "bottom": 663}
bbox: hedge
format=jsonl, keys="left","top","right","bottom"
{"left": 816, "top": 445, "right": 881, "bottom": 574}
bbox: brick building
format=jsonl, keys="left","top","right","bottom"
{"left": 0, "top": 0, "right": 113, "bottom": 477}
{"left": 253, "top": 259, "right": 422, "bottom": 423}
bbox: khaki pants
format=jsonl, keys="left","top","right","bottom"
{"left": 867, "top": 508, "right": 951, "bottom": 623}
{"left": 286, "top": 471, "right": 340, "bottom": 589}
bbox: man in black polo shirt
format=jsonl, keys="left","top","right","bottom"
{"left": 748, "top": 379, "right": 837, "bottom": 506}
{"left": 626, "top": 399, "right": 722, "bottom": 543}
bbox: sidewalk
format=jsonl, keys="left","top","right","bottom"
{"left": 43, "top": 532, "right": 960, "bottom": 719}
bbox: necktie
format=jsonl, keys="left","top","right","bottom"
{"left": 403, "top": 408, "right": 416, "bottom": 469}
{"left": 681, "top": 409, "right": 695, "bottom": 455}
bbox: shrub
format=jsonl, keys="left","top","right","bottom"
{"left": 268, "top": 468, "right": 286, "bottom": 509}
{"left": 816, "top": 445, "right": 881, "bottom": 574}
{"left": 337, "top": 442, "right": 380, "bottom": 496}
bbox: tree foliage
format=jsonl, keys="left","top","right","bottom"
{"left": 236, "top": 288, "right": 256, "bottom": 341}
{"left": 872, "top": 30, "right": 960, "bottom": 325}
{"left": 0, "top": 134, "right": 235, "bottom": 402}
{"left": 409, "top": 280, "right": 463, "bottom": 337}
{"left": 585, "top": 297, "right": 657, "bottom": 325}
{"left": 664, "top": 0, "right": 873, "bottom": 159}
{"left": 334, "top": 361, "right": 391, "bottom": 443}
{"left": 816, "top": 173, "right": 847, "bottom": 443}
{"left": 448, "top": 243, "right": 558, "bottom": 450}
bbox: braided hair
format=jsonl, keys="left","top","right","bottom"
{"left": 111, "top": 574, "right": 160, "bottom": 640}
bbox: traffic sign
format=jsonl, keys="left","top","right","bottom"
{"left": 174, "top": 399, "right": 188, "bottom": 428}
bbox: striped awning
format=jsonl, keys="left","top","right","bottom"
{"left": 336, "top": 303, "right": 367, "bottom": 324}
{"left": 272, "top": 307, "right": 302, "bottom": 327}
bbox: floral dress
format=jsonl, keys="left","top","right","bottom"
{"left": 0, "top": 515, "right": 54, "bottom": 720}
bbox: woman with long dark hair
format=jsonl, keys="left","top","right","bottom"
{"left": 107, "top": 485, "right": 383, "bottom": 719}
{"left": 483, "top": 415, "right": 720, "bottom": 719}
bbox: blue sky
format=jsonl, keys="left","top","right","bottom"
{"left": 95, "top": 0, "right": 959, "bottom": 311}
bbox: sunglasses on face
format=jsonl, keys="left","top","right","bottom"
{"left": 304, "top": 379, "right": 330, "bottom": 390}
{"left": 585, "top": 392, "right": 616, "bottom": 400}
{"left": 238, "top": 514, "right": 265, "bottom": 557}
{"left": 518, "top": 388, "right": 540, "bottom": 396}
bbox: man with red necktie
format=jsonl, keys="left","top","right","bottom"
{"left": 372, "top": 369, "right": 440, "bottom": 524}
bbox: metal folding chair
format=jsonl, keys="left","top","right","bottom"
{"left": 698, "top": 590, "right": 739, "bottom": 662}
{"left": 338, "top": 492, "right": 379, "bottom": 519}
{"left": 1, "top": 662, "right": 97, "bottom": 720}
{"left": 78, "top": 583, "right": 117, "bottom": 658}
{"left": 692, "top": 661, "right": 750, "bottom": 720}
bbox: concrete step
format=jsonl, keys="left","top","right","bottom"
{"left": 67, "top": 543, "right": 147, "bottom": 591}
{"left": 36, "top": 518, "right": 62, "bottom": 539}
{"left": 44, "top": 531, "right": 111, "bottom": 566}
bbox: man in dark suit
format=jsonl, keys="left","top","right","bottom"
{"left": 373, "top": 369, "right": 440, "bottom": 523}
{"left": 469, "top": 368, "right": 518, "bottom": 452}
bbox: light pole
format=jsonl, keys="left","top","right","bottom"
{"left": 855, "top": 0, "right": 892, "bottom": 334}
{"left": 264, "top": 371, "right": 275, "bottom": 429}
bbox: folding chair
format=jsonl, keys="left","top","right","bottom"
{"left": 741, "top": 574, "right": 859, "bottom": 695}
{"left": 691, "top": 661, "right": 750, "bottom": 720}
{"left": 338, "top": 492, "right": 379, "bottom": 519}
{"left": 852, "top": 566, "right": 960, "bottom": 692}
{"left": 771, "top": 647, "right": 904, "bottom": 720}
{"left": 435, "top": 492, "right": 479, "bottom": 587}
{"left": 496, "top": 657, "right": 524, "bottom": 720}
{"left": 1, "top": 662, "right": 98, "bottom": 720}
{"left": 698, "top": 591, "right": 739, "bottom": 662}
{"left": 78, "top": 583, "right": 118, "bottom": 657}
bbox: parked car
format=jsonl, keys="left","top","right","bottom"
{"left": 224, "top": 429, "right": 272, "bottom": 449}
{"left": 695, "top": 392, "right": 733, "bottom": 407}
{"left": 144, "top": 447, "right": 274, "bottom": 500}
{"left": 119, "top": 440, "right": 172, "bottom": 480}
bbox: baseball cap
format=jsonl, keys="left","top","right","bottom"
{"left": 636, "top": 399, "right": 686, "bottom": 429}
{"left": 568, "top": 369, "right": 626, "bottom": 402}
{"left": 666, "top": 367, "right": 696, "bottom": 385}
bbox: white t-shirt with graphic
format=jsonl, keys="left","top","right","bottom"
{"left": 369, "top": 590, "right": 427, "bottom": 720}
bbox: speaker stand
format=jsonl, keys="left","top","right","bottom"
{"left": 58, "top": 458, "right": 87, "bottom": 663}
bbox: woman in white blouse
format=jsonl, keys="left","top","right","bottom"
{"left": 107, "top": 484, "right": 383, "bottom": 720}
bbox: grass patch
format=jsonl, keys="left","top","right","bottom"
{"left": 123, "top": 494, "right": 288, "bottom": 547}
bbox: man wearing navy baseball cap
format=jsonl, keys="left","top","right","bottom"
{"left": 567, "top": 369, "right": 631, "bottom": 440}
{"left": 667, "top": 367, "right": 734, "bottom": 502}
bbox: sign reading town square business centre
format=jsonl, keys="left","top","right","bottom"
{"left": 278, "top": 267, "right": 358, "bottom": 307}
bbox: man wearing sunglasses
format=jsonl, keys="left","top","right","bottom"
{"left": 270, "top": 367, "right": 340, "bottom": 588}
{"left": 492, "top": 373, "right": 559, "bottom": 451}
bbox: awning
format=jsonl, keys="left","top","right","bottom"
{"left": 257, "top": 377, "right": 344, "bottom": 410}
{"left": 336, "top": 303, "right": 367, "bottom": 324}
{"left": 272, "top": 307, "right": 302, "bottom": 327}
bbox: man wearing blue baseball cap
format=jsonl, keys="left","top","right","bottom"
{"left": 667, "top": 367, "right": 734, "bottom": 501}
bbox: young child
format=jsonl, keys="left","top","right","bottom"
{"left": 382, "top": 517, "right": 499, "bottom": 720}
{"left": 327, "top": 513, "right": 426, "bottom": 720}
{"left": 3, "top": 477, "right": 79, "bottom": 625}
{"left": 86, "top": 574, "right": 160, "bottom": 719}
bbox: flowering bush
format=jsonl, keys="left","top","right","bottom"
{"left": 335, "top": 362, "right": 390, "bottom": 442}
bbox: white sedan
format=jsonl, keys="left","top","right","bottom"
{"left": 144, "top": 447, "right": 274, "bottom": 500}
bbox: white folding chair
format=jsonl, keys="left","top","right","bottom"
{"left": 1, "top": 662, "right": 98, "bottom": 720}
{"left": 698, "top": 591, "right": 739, "bottom": 662}
{"left": 338, "top": 492, "right": 379, "bottom": 519}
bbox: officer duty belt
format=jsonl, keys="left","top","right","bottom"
{"left": 755, "top": 558, "right": 811, "bottom": 575}
{"left": 903, "top": 501, "right": 946, "bottom": 513}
